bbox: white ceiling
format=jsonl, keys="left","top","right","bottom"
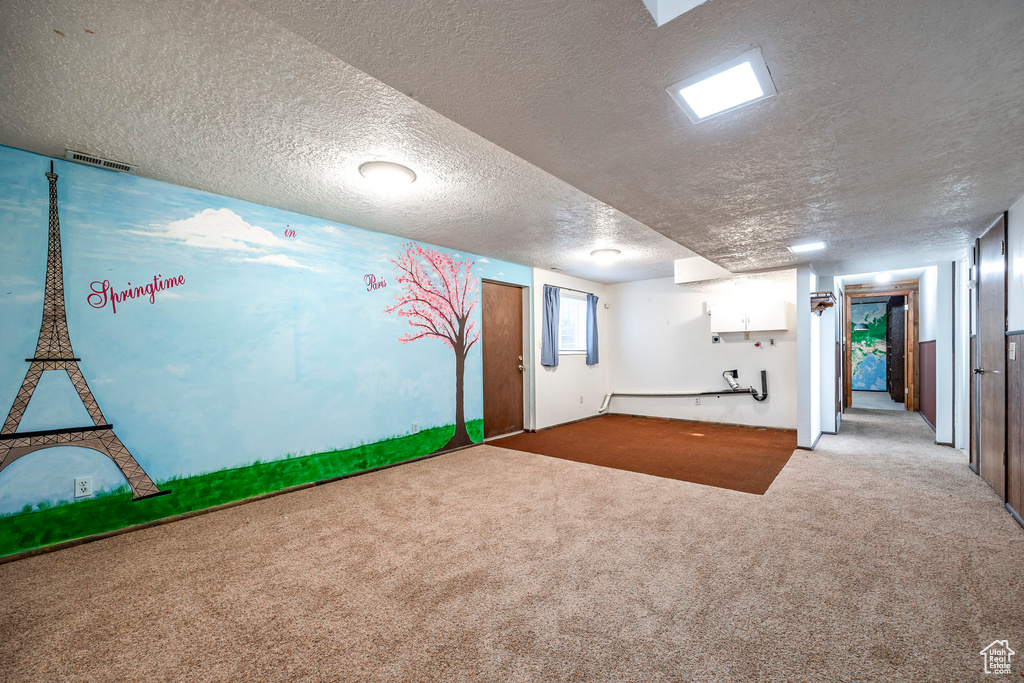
{"left": 2, "top": 0, "right": 1023, "bottom": 283}
{"left": 0, "top": 0, "right": 693, "bottom": 284}
{"left": 244, "top": 0, "right": 1024, "bottom": 276}
{"left": 839, "top": 267, "right": 929, "bottom": 287}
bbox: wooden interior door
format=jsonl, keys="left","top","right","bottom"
{"left": 970, "top": 334, "right": 978, "bottom": 472}
{"left": 887, "top": 296, "right": 906, "bottom": 405}
{"left": 1008, "top": 332, "right": 1023, "bottom": 516}
{"left": 976, "top": 216, "right": 1007, "bottom": 499}
{"left": 482, "top": 282, "right": 524, "bottom": 439}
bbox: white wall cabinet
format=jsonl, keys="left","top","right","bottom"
{"left": 710, "top": 300, "right": 787, "bottom": 332}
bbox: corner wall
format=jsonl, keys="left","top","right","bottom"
{"left": 918, "top": 264, "right": 956, "bottom": 443}
{"left": 1010, "top": 194, "right": 1024, "bottom": 332}
{"left": 817, "top": 276, "right": 838, "bottom": 434}
{"left": 797, "top": 266, "right": 821, "bottom": 448}
{"left": 531, "top": 269, "right": 610, "bottom": 430}
{"left": 605, "top": 271, "right": 798, "bottom": 430}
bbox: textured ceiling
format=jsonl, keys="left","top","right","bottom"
{"left": 244, "top": 0, "right": 1024, "bottom": 276}
{"left": 0, "top": 0, "right": 694, "bottom": 284}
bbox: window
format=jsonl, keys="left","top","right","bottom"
{"left": 558, "top": 291, "right": 588, "bottom": 353}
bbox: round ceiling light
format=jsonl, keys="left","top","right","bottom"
{"left": 358, "top": 161, "right": 416, "bottom": 189}
{"left": 590, "top": 248, "right": 621, "bottom": 265}
{"left": 875, "top": 272, "right": 892, "bottom": 283}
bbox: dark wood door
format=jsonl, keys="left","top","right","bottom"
{"left": 482, "top": 282, "right": 524, "bottom": 438}
{"left": 970, "top": 335, "right": 978, "bottom": 471}
{"left": 1008, "top": 332, "right": 1023, "bottom": 516}
{"left": 887, "top": 296, "right": 906, "bottom": 405}
{"left": 976, "top": 215, "right": 1007, "bottom": 499}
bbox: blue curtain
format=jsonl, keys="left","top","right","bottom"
{"left": 586, "top": 294, "right": 599, "bottom": 365}
{"left": 541, "top": 285, "right": 560, "bottom": 367}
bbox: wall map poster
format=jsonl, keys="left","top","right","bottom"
{"left": 851, "top": 302, "right": 887, "bottom": 391}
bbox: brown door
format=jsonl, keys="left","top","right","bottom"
{"left": 482, "top": 282, "right": 524, "bottom": 438}
{"left": 887, "top": 296, "right": 906, "bottom": 405}
{"left": 976, "top": 215, "right": 1007, "bottom": 499}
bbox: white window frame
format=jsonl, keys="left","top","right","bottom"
{"left": 558, "top": 290, "right": 588, "bottom": 354}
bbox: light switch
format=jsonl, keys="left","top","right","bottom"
{"left": 1010, "top": 341, "right": 1017, "bottom": 361}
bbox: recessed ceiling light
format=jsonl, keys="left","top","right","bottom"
{"left": 787, "top": 241, "right": 826, "bottom": 254}
{"left": 590, "top": 249, "right": 621, "bottom": 265}
{"left": 358, "top": 161, "right": 416, "bottom": 189}
{"left": 875, "top": 272, "right": 892, "bottom": 283}
{"left": 667, "top": 48, "right": 777, "bottom": 124}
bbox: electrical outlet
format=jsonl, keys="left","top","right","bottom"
{"left": 74, "top": 476, "right": 92, "bottom": 498}
{"left": 711, "top": 335, "right": 721, "bottom": 344}
{"left": 411, "top": 423, "right": 419, "bottom": 434}
{"left": 694, "top": 397, "right": 701, "bottom": 406}
{"left": 579, "top": 396, "right": 583, "bottom": 404}
{"left": 1010, "top": 342, "right": 1017, "bottom": 361}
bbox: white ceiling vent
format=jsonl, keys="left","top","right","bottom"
{"left": 64, "top": 149, "right": 137, "bottom": 174}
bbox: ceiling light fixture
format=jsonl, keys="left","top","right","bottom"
{"left": 787, "top": 241, "right": 826, "bottom": 254}
{"left": 875, "top": 272, "right": 892, "bottom": 283}
{"left": 358, "top": 161, "right": 416, "bottom": 189}
{"left": 590, "top": 249, "right": 621, "bottom": 265}
{"left": 667, "top": 48, "right": 777, "bottom": 124}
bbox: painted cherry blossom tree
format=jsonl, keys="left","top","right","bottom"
{"left": 385, "top": 243, "right": 480, "bottom": 450}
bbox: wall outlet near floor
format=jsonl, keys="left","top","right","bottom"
{"left": 411, "top": 423, "right": 419, "bottom": 434}
{"left": 74, "top": 476, "right": 92, "bottom": 498}
{"left": 694, "top": 397, "right": 701, "bottom": 406}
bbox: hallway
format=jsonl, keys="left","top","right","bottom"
{"left": 851, "top": 390, "right": 905, "bottom": 411}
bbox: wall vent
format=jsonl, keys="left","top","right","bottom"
{"left": 64, "top": 149, "right": 137, "bottom": 174}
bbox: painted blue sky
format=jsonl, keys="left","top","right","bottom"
{"left": 0, "top": 146, "right": 530, "bottom": 512}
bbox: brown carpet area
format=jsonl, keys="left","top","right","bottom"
{"left": 492, "top": 414, "right": 797, "bottom": 494}
{"left": 2, "top": 408, "right": 1023, "bottom": 681}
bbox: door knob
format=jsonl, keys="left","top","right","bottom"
{"left": 518, "top": 364, "right": 525, "bottom": 372}
{"left": 973, "top": 367, "right": 985, "bottom": 374}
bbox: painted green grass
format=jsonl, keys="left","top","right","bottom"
{"left": 0, "top": 420, "right": 482, "bottom": 557}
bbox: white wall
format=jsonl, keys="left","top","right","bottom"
{"left": 797, "top": 266, "right": 821, "bottom": 448}
{"left": 818, "top": 276, "right": 838, "bottom": 434}
{"left": 919, "top": 265, "right": 939, "bottom": 342}
{"left": 935, "top": 263, "right": 955, "bottom": 444}
{"left": 531, "top": 269, "right": 610, "bottom": 429}
{"left": 1010, "top": 193, "right": 1024, "bottom": 332}
{"left": 954, "top": 255, "right": 971, "bottom": 450}
{"left": 605, "top": 270, "right": 798, "bottom": 430}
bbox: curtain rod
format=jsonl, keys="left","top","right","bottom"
{"left": 547, "top": 284, "right": 593, "bottom": 297}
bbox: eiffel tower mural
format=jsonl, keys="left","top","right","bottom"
{"left": 0, "top": 162, "right": 164, "bottom": 500}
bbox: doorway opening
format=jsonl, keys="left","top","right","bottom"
{"left": 849, "top": 295, "right": 909, "bottom": 411}
{"left": 842, "top": 277, "right": 920, "bottom": 414}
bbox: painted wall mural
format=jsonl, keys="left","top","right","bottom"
{"left": 851, "top": 302, "right": 887, "bottom": 391}
{"left": 0, "top": 145, "right": 530, "bottom": 556}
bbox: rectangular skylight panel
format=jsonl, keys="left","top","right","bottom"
{"left": 680, "top": 62, "right": 763, "bottom": 119}
{"left": 667, "top": 48, "right": 777, "bottom": 124}
{"left": 787, "top": 242, "right": 826, "bottom": 253}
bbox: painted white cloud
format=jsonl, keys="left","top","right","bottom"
{"left": 236, "top": 254, "right": 319, "bottom": 270}
{"left": 153, "top": 208, "right": 283, "bottom": 252}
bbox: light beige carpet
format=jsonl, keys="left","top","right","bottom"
{"left": 1, "top": 408, "right": 1022, "bottom": 681}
